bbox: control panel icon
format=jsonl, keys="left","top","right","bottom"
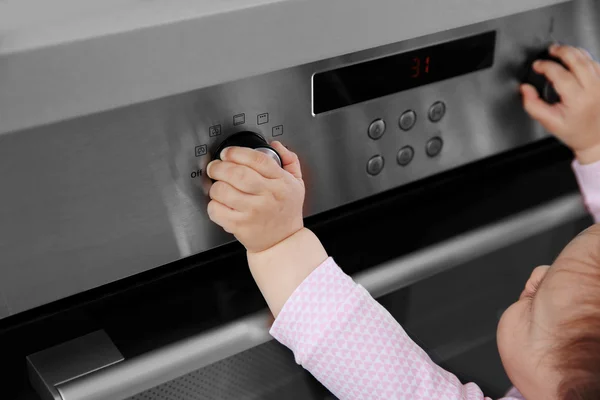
{"left": 209, "top": 125, "right": 222, "bottom": 137}
{"left": 257, "top": 113, "right": 269, "bottom": 125}
{"left": 272, "top": 125, "right": 283, "bottom": 137}
{"left": 233, "top": 114, "right": 245, "bottom": 126}
{"left": 195, "top": 145, "right": 208, "bottom": 157}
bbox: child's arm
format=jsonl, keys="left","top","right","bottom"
{"left": 206, "top": 142, "right": 327, "bottom": 317}
{"left": 522, "top": 44, "right": 600, "bottom": 222}
{"left": 268, "top": 255, "right": 502, "bottom": 400}
{"left": 206, "top": 145, "right": 520, "bottom": 400}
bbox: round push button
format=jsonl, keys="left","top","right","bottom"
{"left": 397, "top": 146, "right": 415, "bottom": 166}
{"left": 399, "top": 110, "right": 417, "bottom": 131}
{"left": 367, "top": 155, "right": 385, "bottom": 176}
{"left": 368, "top": 119, "right": 386, "bottom": 140}
{"left": 426, "top": 137, "right": 444, "bottom": 157}
{"left": 428, "top": 101, "right": 446, "bottom": 123}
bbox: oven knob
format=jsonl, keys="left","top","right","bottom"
{"left": 523, "top": 50, "right": 564, "bottom": 104}
{"left": 213, "top": 131, "right": 283, "bottom": 167}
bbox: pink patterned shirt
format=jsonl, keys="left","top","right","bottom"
{"left": 270, "top": 160, "right": 600, "bottom": 400}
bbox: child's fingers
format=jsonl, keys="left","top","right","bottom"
{"left": 593, "top": 60, "right": 600, "bottom": 77}
{"left": 207, "top": 199, "right": 242, "bottom": 233}
{"left": 206, "top": 160, "right": 266, "bottom": 195}
{"left": 575, "top": 48, "right": 600, "bottom": 80}
{"left": 220, "top": 146, "right": 283, "bottom": 179}
{"left": 521, "top": 84, "right": 564, "bottom": 132}
{"left": 579, "top": 47, "right": 595, "bottom": 61}
{"left": 549, "top": 44, "right": 597, "bottom": 87}
{"left": 270, "top": 141, "right": 303, "bottom": 180}
{"left": 532, "top": 59, "right": 580, "bottom": 99}
{"left": 209, "top": 180, "right": 256, "bottom": 212}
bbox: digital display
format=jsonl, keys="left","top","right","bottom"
{"left": 312, "top": 31, "right": 496, "bottom": 114}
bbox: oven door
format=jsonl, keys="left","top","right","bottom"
{"left": 2, "top": 139, "right": 592, "bottom": 400}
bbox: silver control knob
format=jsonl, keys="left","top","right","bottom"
{"left": 214, "top": 131, "right": 283, "bottom": 167}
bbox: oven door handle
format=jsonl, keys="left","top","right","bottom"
{"left": 355, "top": 193, "right": 588, "bottom": 299}
{"left": 52, "top": 193, "right": 587, "bottom": 400}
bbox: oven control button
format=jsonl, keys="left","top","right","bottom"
{"left": 428, "top": 101, "right": 446, "bottom": 122}
{"left": 368, "top": 119, "right": 386, "bottom": 140}
{"left": 213, "top": 131, "right": 282, "bottom": 167}
{"left": 397, "top": 146, "right": 415, "bottom": 166}
{"left": 523, "top": 50, "right": 563, "bottom": 104}
{"left": 367, "top": 155, "right": 385, "bottom": 176}
{"left": 399, "top": 110, "right": 417, "bottom": 131}
{"left": 426, "top": 137, "right": 444, "bottom": 157}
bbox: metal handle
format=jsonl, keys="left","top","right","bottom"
{"left": 56, "top": 313, "right": 273, "bottom": 400}
{"left": 356, "top": 193, "right": 588, "bottom": 299}
{"left": 54, "top": 193, "right": 587, "bottom": 400}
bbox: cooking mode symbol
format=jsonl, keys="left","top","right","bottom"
{"left": 257, "top": 113, "right": 269, "bottom": 125}
{"left": 209, "top": 125, "right": 222, "bottom": 137}
{"left": 233, "top": 114, "right": 245, "bottom": 126}
{"left": 195, "top": 145, "right": 208, "bottom": 157}
{"left": 272, "top": 125, "right": 283, "bottom": 137}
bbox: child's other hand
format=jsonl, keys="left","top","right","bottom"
{"left": 521, "top": 44, "right": 600, "bottom": 164}
{"left": 206, "top": 142, "right": 305, "bottom": 254}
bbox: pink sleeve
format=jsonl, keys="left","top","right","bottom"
{"left": 270, "top": 258, "right": 522, "bottom": 400}
{"left": 572, "top": 159, "right": 600, "bottom": 223}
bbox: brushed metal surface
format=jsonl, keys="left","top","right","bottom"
{"left": 354, "top": 193, "right": 587, "bottom": 299}
{"left": 123, "top": 340, "right": 314, "bottom": 400}
{"left": 0, "top": 0, "right": 571, "bottom": 135}
{"left": 0, "top": 2, "right": 596, "bottom": 319}
{"left": 57, "top": 313, "right": 274, "bottom": 400}
{"left": 27, "top": 331, "right": 124, "bottom": 400}
{"left": 53, "top": 193, "right": 587, "bottom": 400}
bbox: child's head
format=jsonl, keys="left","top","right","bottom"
{"left": 497, "top": 224, "right": 600, "bottom": 400}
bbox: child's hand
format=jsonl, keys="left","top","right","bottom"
{"left": 206, "top": 141, "right": 305, "bottom": 254}
{"left": 521, "top": 44, "right": 600, "bottom": 164}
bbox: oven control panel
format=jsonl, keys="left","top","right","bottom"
{"left": 175, "top": 17, "right": 567, "bottom": 213}
{"left": 0, "top": 1, "right": 590, "bottom": 318}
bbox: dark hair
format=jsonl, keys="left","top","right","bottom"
{"left": 556, "top": 315, "right": 600, "bottom": 400}
{"left": 555, "top": 225, "right": 600, "bottom": 400}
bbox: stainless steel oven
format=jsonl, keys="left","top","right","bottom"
{"left": 1, "top": 1, "right": 599, "bottom": 399}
